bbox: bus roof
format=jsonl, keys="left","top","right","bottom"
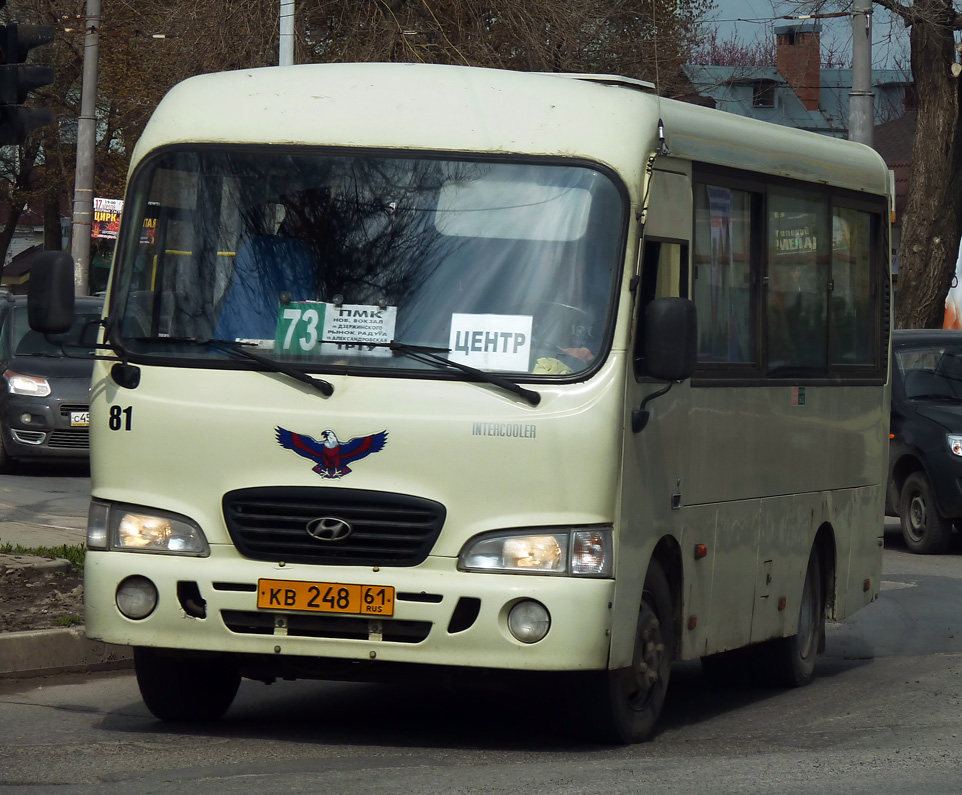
{"left": 132, "top": 62, "right": 890, "bottom": 200}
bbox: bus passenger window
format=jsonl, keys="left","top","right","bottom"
{"left": 767, "top": 188, "right": 829, "bottom": 372}
{"left": 830, "top": 207, "right": 877, "bottom": 366}
{"left": 693, "top": 184, "right": 755, "bottom": 365}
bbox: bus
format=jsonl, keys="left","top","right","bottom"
{"left": 30, "top": 63, "right": 890, "bottom": 743}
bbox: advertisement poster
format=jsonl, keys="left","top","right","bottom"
{"left": 91, "top": 198, "right": 123, "bottom": 240}
{"left": 90, "top": 198, "right": 157, "bottom": 244}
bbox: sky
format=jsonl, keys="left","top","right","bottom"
{"left": 707, "top": 1, "right": 910, "bottom": 70}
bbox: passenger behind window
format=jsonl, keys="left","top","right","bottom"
{"left": 213, "top": 236, "right": 314, "bottom": 342}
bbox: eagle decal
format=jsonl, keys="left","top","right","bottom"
{"left": 275, "top": 427, "right": 388, "bottom": 479}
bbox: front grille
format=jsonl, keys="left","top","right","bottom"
{"left": 223, "top": 487, "right": 446, "bottom": 567}
{"left": 48, "top": 428, "right": 89, "bottom": 449}
{"left": 59, "top": 403, "right": 89, "bottom": 417}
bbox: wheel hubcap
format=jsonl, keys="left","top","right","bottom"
{"left": 627, "top": 605, "right": 664, "bottom": 709}
{"left": 908, "top": 492, "right": 927, "bottom": 541}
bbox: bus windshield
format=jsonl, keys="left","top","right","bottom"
{"left": 110, "top": 149, "right": 625, "bottom": 378}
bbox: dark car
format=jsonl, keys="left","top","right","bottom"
{"left": 886, "top": 328, "right": 962, "bottom": 553}
{"left": 0, "top": 293, "right": 103, "bottom": 470}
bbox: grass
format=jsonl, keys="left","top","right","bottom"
{"left": 55, "top": 615, "right": 84, "bottom": 627}
{"left": 0, "top": 542, "right": 85, "bottom": 571}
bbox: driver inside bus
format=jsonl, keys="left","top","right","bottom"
{"left": 531, "top": 286, "right": 604, "bottom": 375}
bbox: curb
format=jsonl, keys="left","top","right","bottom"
{"left": 0, "top": 628, "right": 133, "bottom": 678}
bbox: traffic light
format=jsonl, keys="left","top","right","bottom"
{"left": 0, "top": 22, "right": 55, "bottom": 145}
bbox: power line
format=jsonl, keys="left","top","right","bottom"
{"left": 712, "top": 11, "right": 855, "bottom": 24}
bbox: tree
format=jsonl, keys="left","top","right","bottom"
{"left": 690, "top": 27, "right": 777, "bottom": 66}
{"left": 870, "top": 0, "right": 962, "bottom": 329}
{"left": 295, "top": 0, "right": 714, "bottom": 98}
{"left": 0, "top": 0, "right": 716, "bottom": 274}
{"left": 789, "top": 1, "right": 961, "bottom": 329}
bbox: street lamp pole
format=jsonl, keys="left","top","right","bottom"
{"left": 69, "top": 0, "right": 100, "bottom": 296}
{"left": 279, "top": 0, "right": 294, "bottom": 66}
{"left": 849, "top": 0, "right": 874, "bottom": 146}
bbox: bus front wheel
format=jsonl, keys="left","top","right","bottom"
{"left": 135, "top": 647, "right": 240, "bottom": 722}
{"left": 577, "top": 559, "right": 674, "bottom": 743}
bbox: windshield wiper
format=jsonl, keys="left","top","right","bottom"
{"left": 129, "top": 336, "right": 334, "bottom": 397}
{"left": 318, "top": 339, "right": 540, "bottom": 406}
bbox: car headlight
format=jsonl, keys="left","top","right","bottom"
{"left": 4, "top": 370, "right": 51, "bottom": 397}
{"left": 949, "top": 434, "right": 962, "bottom": 457}
{"left": 87, "top": 499, "right": 209, "bottom": 555}
{"left": 458, "top": 527, "right": 612, "bottom": 576}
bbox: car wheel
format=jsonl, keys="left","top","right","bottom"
{"left": 135, "top": 647, "right": 240, "bottom": 722}
{"left": 900, "top": 472, "right": 953, "bottom": 554}
{"left": 0, "top": 425, "right": 13, "bottom": 473}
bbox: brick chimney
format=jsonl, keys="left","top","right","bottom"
{"left": 775, "top": 23, "right": 822, "bottom": 111}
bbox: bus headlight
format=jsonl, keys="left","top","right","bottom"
{"left": 459, "top": 527, "right": 612, "bottom": 576}
{"left": 87, "top": 499, "right": 209, "bottom": 555}
{"left": 948, "top": 434, "right": 962, "bottom": 456}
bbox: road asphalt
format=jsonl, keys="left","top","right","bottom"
{"left": 0, "top": 500, "right": 133, "bottom": 679}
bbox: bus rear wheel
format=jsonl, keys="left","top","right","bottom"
{"left": 578, "top": 559, "right": 674, "bottom": 743}
{"left": 758, "top": 547, "right": 823, "bottom": 688}
{"left": 135, "top": 647, "right": 240, "bottom": 722}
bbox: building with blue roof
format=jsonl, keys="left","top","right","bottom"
{"left": 683, "top": 23, "right": 913, "bottom": 139}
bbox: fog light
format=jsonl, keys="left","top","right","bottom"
{"left": 116, "top": 575, "right": 158, "bottom": 619}
{"left": 507, "top": 600, "right": 550, "bottom": 643}
{"left": 20, "top": 413, "right": 31, "bottom": 424}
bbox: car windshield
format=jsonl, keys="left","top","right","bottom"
{"left": 108, "top": 149, "right": 625, "bottom": 379}
{"left": 896, "top": 344, "right": 962, "bottom": 399}
{"left": 12, "top": 305, "right": 103, "bottom": 357}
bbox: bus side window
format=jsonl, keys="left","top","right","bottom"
{"left": 633, "top": 239, "right": 688, "bottom": 378}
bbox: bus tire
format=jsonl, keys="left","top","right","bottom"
{"left": 134, "top": 647, "right": 240, "bottom": 722}
{"left": 578, "top": 559, "right": 674, "bottom": 743}
{"left": 759, "top": 547, "right": 822, "bottom": 688}
{"left": 900, "top": 472, "right": 953, "bottom": 554}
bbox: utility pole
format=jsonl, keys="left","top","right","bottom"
{"left": 279, "top": 0, "right": 294, "bottom": 66}
{"left": 849, "top": 0, "right": 874, "bottom": 146}
{"left": 69, "top": 0, "right": 100, "bottom": 296}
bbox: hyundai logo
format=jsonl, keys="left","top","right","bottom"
{"left": 305, "top": 517, "right": 353, "bottom": 542}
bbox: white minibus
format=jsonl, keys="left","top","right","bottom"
{"left": 30, "top": 62, "right": 890, "bottom": 742}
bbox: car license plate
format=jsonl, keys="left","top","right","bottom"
{"left": 257, "top": 579, "right": 395, "bottom": 616}
{"left": 70, "top": 411, "right": 90, "bottom": 427}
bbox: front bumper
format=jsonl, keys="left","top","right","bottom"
{"left": 2, "top": 396, "right": 89, "bottom": 460}
{"left": 84, "top": 548, "right": 616, "bottom": 673}
{"left": 923, "top": 450, "right": 962, "bottom": 518}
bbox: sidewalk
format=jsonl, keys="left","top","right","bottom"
{"left": 0, "top": 507, "right": 133, "bottom": 678}
{"left": 0, "top": 506, "right": 87, "bottom": 548}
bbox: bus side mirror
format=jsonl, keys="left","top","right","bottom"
{"left": 28, "top": 251, "right": 75, "bottom": 334}
{"left": 632, "top": 297, "right": 697, "bottom": 434}
{"left": 645, "top": 297, "right": 697, "bottom": 382}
